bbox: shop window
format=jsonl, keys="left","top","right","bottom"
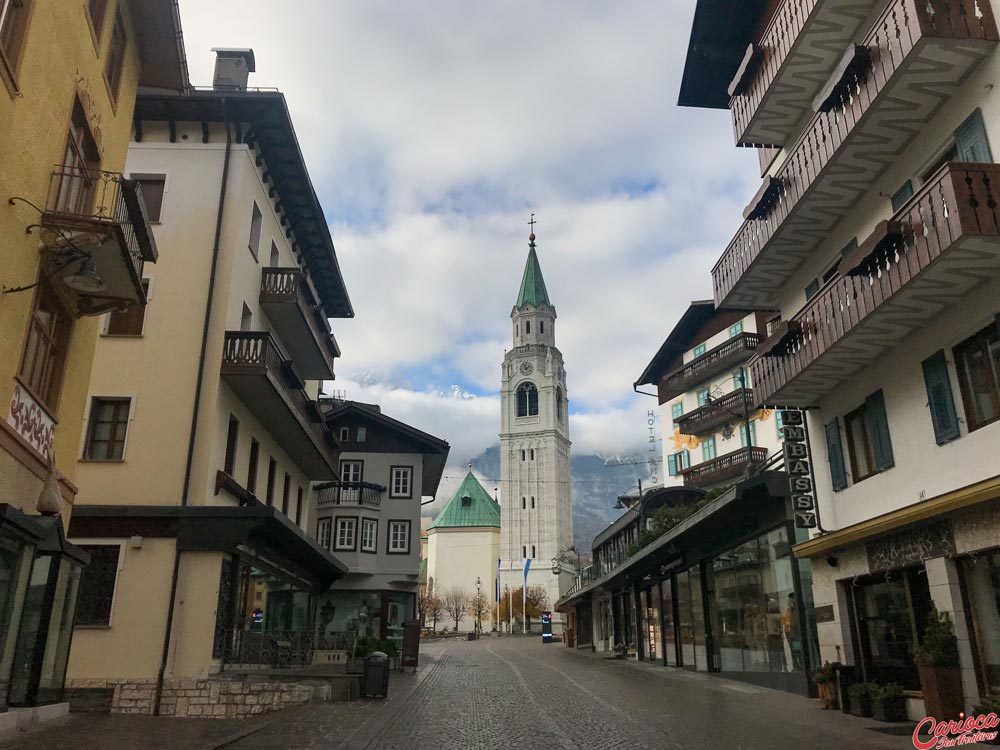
{"left": 75, "top": 545, "right": 120, "bottom": 626}
{"left": 962, "top": 552, "right": 1000, "bottom": 693}
{"left": 106, "top": 279, "right": 151, "bottom": 336}
{"left": 84, "top": 397, "right": 131, "bottom": 461}
{"left": 0, "top": 0, "right": 34, "bottom": 84}
{"left": 922, "top": 350, "right": 961, "bottom": 444}
{"left": 391, "top": 466, "right": 412, "bottom": 498}
{"left": 131, "top": 174, "right": 165, "bottom": 222}
{"left": 517, "top": 382, "right": 539, "bottom": 417}
{"left": 953, "top": 320, "right": 1000, "bottom": 432}
{"left": 104, "top": 9, "right": 126, "bottom": 104}
{"left": 316, "top": 518, "right": 332, "bottom": 550}
{"left": 223, "top": 415, "right": 239, "bottom": 475}
{"left": 334, "top": 517, "right": 357, "bottom": 551}
{"left": 693, "top": 343, "right": 707, "bottom": 357}
{"left": 19, "top": 277, "right": 73, "bottom": 414}
{"left": 843, "top": 390, "right": 895, "bottom": 483}
{"left": 388, "top": 520, "right": 410, "bottom": 554}
{"left": 361, "top": 518, "right": 377, "bottom": 552}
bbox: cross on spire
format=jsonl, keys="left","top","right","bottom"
{"left": 527, "top": 213, "right": 536, "bottom": 233}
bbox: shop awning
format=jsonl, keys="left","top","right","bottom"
{"left": 794, "top": 473, "right": 1000, "bottom": 558}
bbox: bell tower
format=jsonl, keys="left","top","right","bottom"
{"left": 499, "top": 223, "right": 573, "bottom": 623}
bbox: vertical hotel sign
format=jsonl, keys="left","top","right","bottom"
{"left": 780, "top": 410, "right": 817, "bottom": 529}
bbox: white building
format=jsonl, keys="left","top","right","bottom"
{"left": 499, "top": 232, "right": 573, "bottom": 619}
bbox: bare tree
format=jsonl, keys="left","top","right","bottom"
{"left": 442, "top": 587, "right": 470, "bottom": 631}
{"left": 471, "top": 590, "right": 490, "bottom": 633}
{"left": 427, "top": 594, "right": 442, "bottom": 631}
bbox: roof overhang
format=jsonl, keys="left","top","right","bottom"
{"left": 634, "top": 301, "right": 716, "bottom": 387}
{"left": 70, "top": 504, "right": 348, "bottom": 592}
{"left": 130, "top": 0, "right": 190, "bottom": 91}
{"left": 678, "top": 0, "right": 767, "bottom": 109}
{"left": 134, "top": 90, "right": 353, "bottom": 318}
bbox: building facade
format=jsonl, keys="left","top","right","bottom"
{"left": 499, "top": 233, "right": 573, "bottom": 617}
{"left": 680, "top": 0, "right": 1000, "bottom": 718}
{"left": 312, "top": 400, "right": 449, "bottom": 649}
{"left": 63, "top": 50, "right": 354, "bottom": 716}
{"left": 0, "top": 0, "right": 185, "bottom": 718}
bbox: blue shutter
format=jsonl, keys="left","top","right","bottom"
{"left": 955, "top": 109, "right": 993, "bottom": 163}
{"left": 922, "top": 351, "right": 960, "bottom": 444}
{"left": 668, "top": 453, "right": 678, "bottom": 477}
{"left": 865, "top": 390, "right": 895, "bottom": 472}
{"left": 681, "top": 450, "right": 690, "bottom": 469}
{"left": 825, "top": 420, "right": 847, "bottom": 491}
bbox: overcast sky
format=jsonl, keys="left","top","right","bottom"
{"left": 178, "top": 1, "right": 760, "bottom": 495}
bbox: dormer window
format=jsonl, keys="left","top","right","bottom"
{"left": 461, "top": 495, "right": 472, "bottom": 507}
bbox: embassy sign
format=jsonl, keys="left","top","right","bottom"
{"left": 781, "top": 410, "right": 817, "bottom": 529}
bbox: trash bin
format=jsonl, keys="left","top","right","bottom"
{"left": 362, "top": 651, "right": 389, "bottom": 698}
{"left": 466, "top": 632, "right": 478, "bottom": 641}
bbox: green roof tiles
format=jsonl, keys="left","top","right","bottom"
{"left": 515, "top": 243, "right": 551, "bottom": 310}
{"left": 429, "top": 471, "right": 501, "bottom": 529}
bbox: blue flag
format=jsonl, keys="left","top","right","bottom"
{"left": 523, "top": 557, "right": 531, "bottom": 583}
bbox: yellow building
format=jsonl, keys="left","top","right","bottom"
{"left": 0, "top": 0, "right": 186, "bottom": 722}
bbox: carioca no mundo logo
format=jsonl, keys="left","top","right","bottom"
{"left": 912, "top": 712, "right": 1000, "bottom": 749}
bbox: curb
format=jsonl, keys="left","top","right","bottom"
{"left": 205, "top": 722, "right": 269, "bottom": 750}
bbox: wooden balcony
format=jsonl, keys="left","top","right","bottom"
{"left": 675, "top": 389, "right": 755, "bottom": 436}
{"left": 37, "top": 166, "right": 157, "bottom": 316}
{"left": 220, "top": 332, "right": 338, "bottom": 479}
{"left": 259, "top": 267, "right": 339, "bottom": 380}
{"left": 713, "top": 0, "right": 998, "bottom": 309}
{"left": 680, "top": 447, "right": 768, "bottom": 488}
{"left": 750, "top": 161, "right": 1000, "bottom": 407}
{"left": 730, "top": 0, "right": 878, "bottom": 147}
{"left": 660, "top": 334, "right": 761, "bottom": 401}
{"left": 315, "top": 481, "right": 384, "bottom": 509}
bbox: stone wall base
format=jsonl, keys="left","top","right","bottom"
{"left": 65, "top": 675, "right": 345, "bottom": 719}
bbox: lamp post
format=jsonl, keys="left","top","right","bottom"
{"left": 475, "top": 576, "right": 482, "bottom": 634}
{"left": 615, "top": 479, "right": 646, "bottom": 531}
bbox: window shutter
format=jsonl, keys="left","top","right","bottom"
{"left": 865, "top": 389, "right": 895, "bottom": 471}
{"left": 681, "top": 450, "right": 690, "bottom": 470}
{"left": 668, "top": 453, "right": 678, "bottom": 477}
{"left": 955, "top": 109, "right": 993, "bottom": 163}
{"left": 825, "top": 420, "right": 848, "bottom": 491}
{"left": 921, "top": 350, "right": 960, "bottom": 444}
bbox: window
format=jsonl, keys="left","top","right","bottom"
{"left": 84, "top": 397, "right": 131, "bottom": 460}
{"left": 556, "top": 387, "right": 564, "bottom": 422}
{"left": 247, "top": 439, "right": 259, "bottom": 494}
{"left": 295, "top": 487, "right": 303, "bottom": 524}
{"left": 224, "top": 416, "right": 239, "bottom": 475}
{"left": 729, "top": 321, "right": 743, "bottom": 338}
{"left": 361, "top": 518, "right": 377, "bottom": 552}
{"left": 521, "top": 449, "right": 526, "bottom": 461}
{"left": 0, "top": 0, "right": 34, "bottom": 84}
{"left": 340, "top": 460, "right": 362, "bottom": 483}
{"left": 281, "top": 472, "right": 290, "bottom": 515}
{"left": 391, "top": 466, "right": 413, "bottom": 498}
{"left": 55, "top": 101, "right": 101, "bottom": 215}
{"left": 667, "top": 450, "right": 690, "bottom": 477}
{"left": 104, "top": 10, "right": 126, "bottom": 103}
{"left": 269, "top": 241, "right": 279, "bottom": 267}
{"left": 525, "top": 321, "right": 531, "bottom": 334}
{"left": 317, "top": 518, "right": 332, "bottom": 550}
{"left": 75, "top": 545, "right": 120, "bottom": 626}
{"left": 922, "top": 350, "right": 960, "bottom": 444}
{"left": 339, "top": 426, "right": 349, "bottom": 442}
{"left": 335, "top": 517, "right": 357, "bottom": 550}
{"left": 266, "top": 458, "right": 276, "bottom": 505}
{"left": 733, "top": 368, "right": 746, "bottom": 390}
{"left": 131, "top": 174, "right": 165, "bottom": 222}
{"left": 805, "top": 278, "right": 821, "bottom": 301}
{"left": 522, "top": 545, "right": 527, "bottom": 559}
{"left": 844, "top": 390, "right": 895, "bottom": 482}
{"left": 740, "top": 420, "right": 757, "bottom": 447}
{"left": 955, "top": 108, "right": 993, "bottom": 163}
{"left": 775, "top": 410, "right": 784, "bottom": 440}
{"left": 531, "top": 545, "right": 536, "bottom": 559}
{"left": 825, "top": 419, "right": 848, "bottom": 491}
{"left": 106, "top": 279, "right": 150, "bottom": 336}
{"left": 517, "top": 382, "right": 539, "bottom": 417}
{"left": 954, "top": 321, "right": 1000, "bottom": 432}
{"left": 530, "top": 449, "right": 535, "bottom": 461}
{"left": 540, "top": 321, "right": 545, "bottom": 335}
{"left": 388, "top": 520, "right": 411, "bottom": 554}
{"left": 87, "top": 0, "right": 109, "bottom": 37}
{"left": 521, "top": 497, "right": 526, "bottom": 509}
{"left": 671, "top": 402, "right": 683, "bottom": 428}
{"left": 890, "top": 180, "right": 914, "bottom": 213}
{"left": 702, "top": 436, "right": 716, "bottom": 462}
{"left": 697, "top": 388, "right": 711, "bottom": 406}
{"left": 357, "top": 427, "right": 367, "bottom": 443}
{"left": 693, "top": 343, "right": 707, "bottom": 357}
{"left": 531, "top": 496, "right": 535, "bottom": 509}
{"left": 248, "top": 202, "right": 263, "bottom": 259}
{"left": 19, "top": 277, "right": 73, "bottom": 412}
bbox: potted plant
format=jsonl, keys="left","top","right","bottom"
{"left": 871, "top": 683, "right": 908, "bottom": 722}
{"left": 973, "top": 693, "right": 1000, "bottom": 746}
{"left": 813, "top": 662, "right": 839, "bottom": 709}
{"left": 848, "top": 682, "right": 874, "bottom": 717}
{"left": 612, "top": 642, "right": 627, "bottom": 659}
{"left": 913, "top": 606, "right": 964, "bottom": 720}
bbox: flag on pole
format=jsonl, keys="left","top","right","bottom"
{"left": 522, "top": 559, "right": 531, "bottom": 634}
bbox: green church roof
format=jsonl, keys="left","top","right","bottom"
{"left": 515, "top": 241, "right": 551, "bottom": 309}
{"left": 429, "top": 471, "right": 500, "bottom": 529}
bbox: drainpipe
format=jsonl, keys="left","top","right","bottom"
{"left": 153, "top": 104, "right": 233, "bottom": 715}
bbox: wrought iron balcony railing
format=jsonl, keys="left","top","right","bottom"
{"left": 315, "top": 481, "right": 385, "bottom": 509}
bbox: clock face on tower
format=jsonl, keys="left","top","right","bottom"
{"left": 520, "top": 361, "right": 534, "bottom": 376}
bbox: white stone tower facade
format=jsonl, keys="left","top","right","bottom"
{"left": 499, "top": 231, "right": 573, "bottom": 619}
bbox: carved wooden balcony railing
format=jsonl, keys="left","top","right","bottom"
{"left": 675, "top": 389, "right": 755, "bottom": 436}
{"left": 315, "top": 481, "right": 385, "bottom": 509}
{"left": 679, "top": 447, "right": 769, "bottom": 489}
{"left": 38, "top": 165, "right": 158, "bottom": 316}
{"left": 730, "top": 0, "right": 879, "bottom": 148}
{"left": 713, "top": 0, "right": 998, "bottom": 310}
{"left": 260, "top": 267, "right": 339, "bottom": 380}
{"left": 221, "top": 331, "right": 338, "bottom": 478}
{"left": 660, "top": 334, "right": 761, "bottom": 401}
{"left": 750, "top": 161, "right": 1000, "bottom": 407}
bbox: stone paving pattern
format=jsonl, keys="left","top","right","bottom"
{"left": 2, "top": 638, "right": 955, "bottom": 749}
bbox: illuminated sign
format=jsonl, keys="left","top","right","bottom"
{"left": 781, "top": 410, "right": 817, "bottom": 529}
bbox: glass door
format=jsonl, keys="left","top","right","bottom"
{"left": 677, "top": 569, "right": 695, "bottom": 669}
{"left": 660, "top": 575, "right": 677, "bottom": 666}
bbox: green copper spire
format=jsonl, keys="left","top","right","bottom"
{"left": 515, "top": 228, "right": 551, "bottom": 310}
{"left": 428, "top": 469, "right": 500, "bottom": 529}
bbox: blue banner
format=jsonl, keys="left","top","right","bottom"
{"left": 523, "top": 557, "right": 531, "bottom": 582}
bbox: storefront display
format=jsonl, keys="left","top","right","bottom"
{"left": 962, "top": 551, "right": 1000, "bottom": 693}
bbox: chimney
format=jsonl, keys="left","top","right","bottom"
{"left": 212, "top": 48, "right": 256, "bottom": 91}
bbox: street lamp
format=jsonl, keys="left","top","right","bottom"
{"left": 475, "top": 576, "right": 482, "bottom": 634}
{"left": 615, "top": 479, "right": 646, "bottom": 530}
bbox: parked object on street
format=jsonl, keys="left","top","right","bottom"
{"left": 541, "top": 611, "right": 553, "bottom": 643}
{"left": 362, "top": 652, "right": 390, "bottom": 699}
{"left": 813, "top": 662, "right": 838, "bottom": 710}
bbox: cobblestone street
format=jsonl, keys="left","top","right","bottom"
{"left": 5, "top": 637, "right": 937, "bottom": 749}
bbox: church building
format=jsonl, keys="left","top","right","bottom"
{"left": 499, "top": 230, "right": 574, "bottom": 622}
